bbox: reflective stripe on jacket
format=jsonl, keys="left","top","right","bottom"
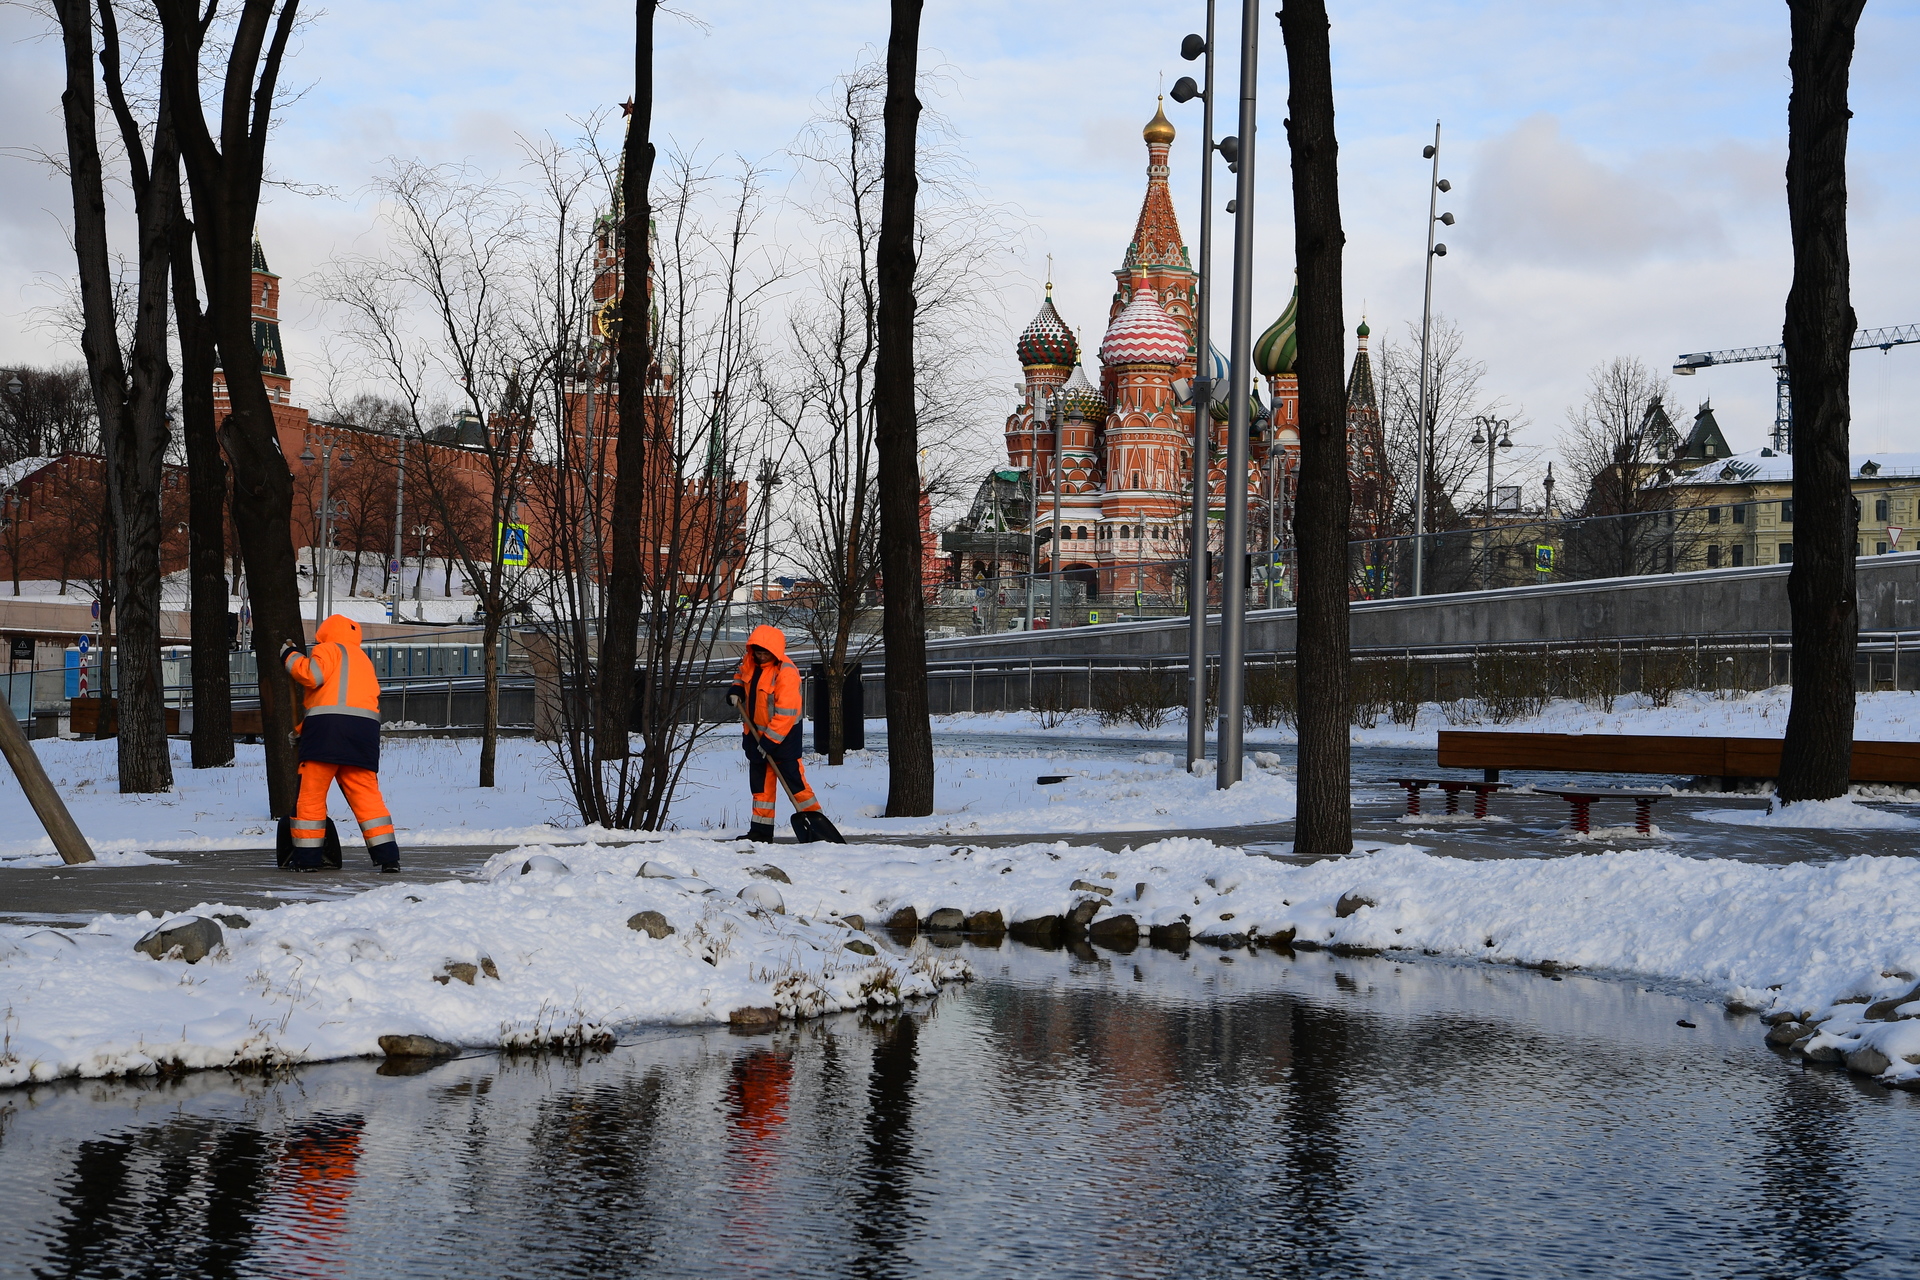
{"left": 730, "top": 624, "right": 802, "bottom": 744}
{"left": 285, "top": 614, "right": 382, "bottom": 771}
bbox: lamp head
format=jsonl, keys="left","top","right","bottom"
{"left": 1170, "top": 76, "right": 1200, "bottom": 104}
{"left": 1180, "top": 33, "right": 1206, "bottom": 60}
{"left": 1423, "top": 145, "right": 1436, "bottom": 159}
{"left": 1436, "top": 178, "right": 1452, "bottom": 192}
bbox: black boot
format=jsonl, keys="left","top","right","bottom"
{"left": 371, "top": 839, "right": 401, "bottom": 873}
{"left": 741, "top": 822, "right": 776, "bottom": 844}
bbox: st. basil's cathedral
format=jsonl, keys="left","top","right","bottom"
{"left": 943, "top": 98, "right": 1391, "bottom": 606}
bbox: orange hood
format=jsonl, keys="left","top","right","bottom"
{"left": 745, "top": 624, "right": 789, "bottom": 663}
{"left": 316, "top": 614, "right": 363, "bottom": 646}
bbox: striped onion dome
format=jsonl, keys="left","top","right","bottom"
{"left": 1253, "top": 282, "right": 1299, "bottom": 377}
{"left": 1016, "top": 293, "right": 1077, "bottom": 369}
{"left": 1099, "top": 289, "right": 1188, "bottom": 367}
{"left": 1060, "top": 363, "right": 1108, "bottom": 420}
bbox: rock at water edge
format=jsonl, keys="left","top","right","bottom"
{"left": 729, "top": 1006, "right": 779, "bottom": 1029}
{"left": 379, "top": 1034, "right": 459, "bottom": 1058}
{"left": 924, "top": 907, "right": 966, "bottom": 931}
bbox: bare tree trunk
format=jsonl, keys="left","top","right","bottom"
{"left": 58, "top": 0, "right": 174, "bottom": 792}
{"left": 480, "top": 609, "right": 501, "bottom": 788}
{"left": 169, "top": 179, "right": 235, "bottom": 768}
{"left": 1280, "top": 0, "right": 1351, "bottom": 855}
{"left": 1778, "top": 0, "right": 1865, "bottom": 802}
{"left": 595, "top": 0, "right": 658, "bottom": 760}
{"left": 874, "top": 0, "right": 932, "bottom": 816}
{"left": 159, "top": 0, "right": 305, "bottom": 814}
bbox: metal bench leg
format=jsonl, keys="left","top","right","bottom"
{"left": 1444, "top": 786, "right": 1461, "bottom": 815}
{"left": 1399, "top": 783, "right": 1422, "bottom": 816}
{"left": 1473, "top": 788, "right": 1490, "bottom": 819}
{"left": 1570, "top": 798, "right": 1591, "bottom": 834}
{"left": 1635, "top": 799, "right": 1652, "bottom": 835}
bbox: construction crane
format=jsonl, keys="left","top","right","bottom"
{"left": 1674, "top": 323, "right": 1920, "bottom": 454}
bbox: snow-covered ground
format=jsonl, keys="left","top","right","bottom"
{"left": 0, "top": 841, "right": 969, "bottom": 1087}
{"left": 6, "top": 832, "right": 1919, "bottom": 1088}
{"left": 935, "top": 686, "right": 1920, "bottom": 751}
{"left": 0, "top": 735, "right": 1300, "bottom": 864}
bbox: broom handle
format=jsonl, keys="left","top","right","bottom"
{"left": 739, "top": 705, "right": 805, "bottom": 807}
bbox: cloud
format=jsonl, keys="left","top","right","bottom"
{"left": 1466, "top": 114, "right": 1727, "bottom": 267}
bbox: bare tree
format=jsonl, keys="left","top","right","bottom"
{"left": 318, "top": 161, "right": 540, "bottom": 788}
{"left": 56, "top": 0, "right": 176, "bottom": 793}
{"left": 1779, "top": 0, "right": 1866, "bottom": 802}
{"left": 1281, "top": 0, "right": 1351, "bottom": 857}
{"left": 159, "top": 0, "right": 306, "bottom": 814}
{"left": 594, "top": 0, "right": 659, "bottom": 762}
{"left": 875, "top": 0, "right": 932, "bottom": 816}
{"left": 0, "top": 365, "right": 97, "bottom": 463}
{"left": 1558, "top": 356, "right": 1694, "bottom": 580}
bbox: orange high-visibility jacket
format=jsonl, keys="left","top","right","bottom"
{"left": 730, "top": 624, "right": 802, "bottom": 744}
{"left": 285, "top": 614, "right": 383, "bottom": 770}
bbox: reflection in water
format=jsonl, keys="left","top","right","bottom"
{"left": 4, "top": 946, "right": 1918, "bottom": 1280}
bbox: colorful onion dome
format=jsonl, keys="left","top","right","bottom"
{"left": 1143, "top": 97, "right": 1176, "bottom": 146}
{"left": 1099, "top": 288, "right": 1188, "bottom": 367}
{"left": 1016, "top": 292, "right": 1077, "bottom": 369}
{"left": 1060, "top": 363, "right": 1108, "bottom": 420}
{"left": 1254, "top": 281, "right": 1298, "bottom": 377}
{"left": 1357, "top": 317, "right": 1371, "bottom": 339}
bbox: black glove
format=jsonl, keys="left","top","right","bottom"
{"left": 726, "top": 688, "right": 744, "bottom": 708}
{"left": 279, "top": 638, "right": 300, "bottom": 662}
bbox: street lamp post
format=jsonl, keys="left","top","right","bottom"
{"left": 299, "top": 438, "right": 352, "bottom": 625}
{"left": 412, "top": 523, "right": 433, "bottom": 618}
{"left": 1213, "top": 0, "right": 1261, "bottom": 790}
{"left": 1470, "top": 414, "right": 1512, "bottom": 588}
{"left": 1170, "top": 5, "right": 1217, "bottom": 772}
{"left": 1049, "top": 394, "right": 1065, "bottom": 626}
{"left": 1412, "top": 122, "right": 1454, "bottom": 598}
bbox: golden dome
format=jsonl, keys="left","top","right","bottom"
{"left": 1143, "top": 97, "right": 1176, "bottom": 146}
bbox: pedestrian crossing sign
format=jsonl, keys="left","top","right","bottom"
{"left": 1535, "top": 544, "right": 1555, "bottom": 572}
{"left": 497, "top": 523, "right": 530, "bottom": 568}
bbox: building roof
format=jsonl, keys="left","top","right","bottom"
{"left": 1099, "top": 289, "right": 1188, "bottom": 367}
{"left": 1060, "top": 363, "right": 1108, "bottom": 421}
{"left": 1671, "top": 448, "right": 1920, "bottom": 485}
{"left": 1016, "top": 293, "right": 1077, "bottom": 369}
{"left": 1673, "top": 401, "right": 1732, "bottom": 462}
{"left": 1253, "top": 282, "right": 1298, "bottom": 377}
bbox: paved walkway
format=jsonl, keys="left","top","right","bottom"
{"left": 7, "top": 784, "right": 1913, "bottom": 928}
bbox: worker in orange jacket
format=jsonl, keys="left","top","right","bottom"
{"left": 727, "top": 625, "right": 821, "bottom": 843}
{"left": 279, "top": 614, "right": 400, "bottom": 872}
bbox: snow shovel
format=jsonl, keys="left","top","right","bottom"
{"left": 738, "top": 707, "right": 847, "bottom": 844}
{"left": 276, "top": 816, "right": 344, "bottom": 870}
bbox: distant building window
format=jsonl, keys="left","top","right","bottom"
{"left": 1852, "top": 497, "right": 1862, "bottom": 519}
{"left": 1781, "top": 500, "right": 1794, "bottom": 523}
{"left": 1733, "top": 504, "right": 1746, "bottom": 525}
{"left": 1779, "top": 542, "right": 1794, "bottom": 562}
{"left": 1876, "top": 498, "right": 1890, "bottom": 521}
{"left": 1707, "top": 545, "right": 1721, "bottom": 568}
{"left": 1731, "top": 546, "right": 1744, "bottom": 567}
{"left": 1878, "top": 541, "right": 1889, "bottom": 555}
{"left": 1078, "top": 526, "right": 1089, "bottom": 541}
{"left": 1707, "top": 506, "right": 1721, "bottom": 525}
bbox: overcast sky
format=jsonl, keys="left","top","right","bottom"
{"left": 4, "top": 1, "right": 1918, "bottom": 489}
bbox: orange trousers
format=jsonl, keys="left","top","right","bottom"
{"left": 294, "top": 761, "right": 398, "bottom": 859}
{"left": 750, "top": 755, "right": 820, "bottom": 828}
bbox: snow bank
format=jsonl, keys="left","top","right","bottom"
{"left": 0, "top": 840, "right": 968, "bottom": 1087}
{"left": 1697, "top": 797, "right": 1920, "bottom": 830}
{"left": 632, "top": 837, "right": 1920, "bottom": 1083}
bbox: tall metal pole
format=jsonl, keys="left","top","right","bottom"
{"left": 390, "top": 436, "right": 406, "bottom": 622}
{"left": 1266, "top": 428, "right": 1277, "bottom": 608}
{"left": 315, "top": 442, "right": 331, "bottom": 626}
{"left": 1050, "top": 394, "right": 1064, "bottom": 624}
{"left": 1183, "top": 0, "right": 1218, "bottom": 771}
{"left": 1025, "top": 388, "right": 1040, "bottom": 632}
{"left": 1413, "top": 121, "right": 1442, "bottom": 597}
{"left": 1215, "top": 0, "right": 1259, "bottom": 789}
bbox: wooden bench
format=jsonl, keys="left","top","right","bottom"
{"left": 1388, "top": 777, "right": 1512, "bottom": 818}
{"left": 1543, "top": 788, "right": 1667, "bottom": 835}
{"left": 1439, "top": 731, "right": 1920, "bottom": 786}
